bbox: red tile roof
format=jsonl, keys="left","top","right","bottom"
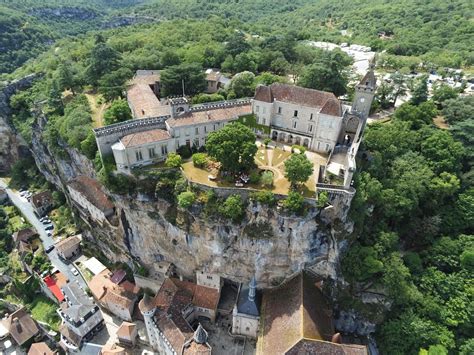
{"left": 44, "top": 275, "right": 65, "bottom": 302}
{"left": 166, "top": 104, "right": 251, "bottom": 128}
{"left": 28, "top": 342, "right": 56, "bottom": 355}
{"left": 127, "top": 84, "right": 169, "bottom": 119}
{"left": 68, "top": 176, "right": 114, "bottom": 212}
{"left": 120, "top": 129, "right": 171, "bottom": 148}
{"left": 55, "top": 235, "right": 81, "bottom": 255}
{"left": 254, "top": 83, "right": 343, "bottom": 117}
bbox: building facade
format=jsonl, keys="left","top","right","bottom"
{"left": 31, "top": 191, "right": 53, "bottom": 217}
{"left": 232, "top": 277, "right": 260, "bottom": 338}
{"left": 55, "top": 235, "right": 81, "bottom": 260}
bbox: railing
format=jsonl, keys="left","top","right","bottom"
{"left": 316, "top": 183, "right": 356, "bottom": 196}
{"left": 270, "top": 125, "right": 313, "bottom": 138}
{"left": 93, "top": 115, "right": 169, "bottom": 137}
{"left": 190, "top": 98, "right": 252, "bottom": 112}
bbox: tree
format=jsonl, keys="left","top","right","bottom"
{"left": 85, "top": 35, "right": 121, "bottom": 87}
{"left": 393, "top": 102, "right": 437, "bottom": 129}
{"left": 255, "top": 72, "right": 287, "bottom": 86}
{"left": 219, "top": 194, "right": 244, "bottom": 221}
{"left": 205, "top": 123, "right": 257, "bottom": 173}
{"left": 410, "top": 75, "right": 429, "bottom": 105}
{"left": 376, "top": 81, "right": 395, "bottom": 109}
{"left": 165, "top": 153, "right": 182, "bottom": 168}
{"left": 298, "top": 49, "right": 351, "bottom": 96}
{"left": 103, "top": 99, "right": 132, "bottom": 126}
{"left": 98, "top": 68, "right": 133, "bottom": 102}
{"left": 160, "top": 63, "right": 206, "bottom": 97}
{"left": 420, "top": 129, "right": 464, "bottom": 173}
{"left": 283, "top": 191, "right": 305, "bottom": 214}
{"left": 390, "top": 71, "right": 408, "bottom": 106}
{"left": 178, "top": 191, "right": 195, "bottom": 209}
{"left": 284, "top": 153, "right": 313, "bottom": 186}
{"left": 225, "top": 32, "right": 250, "bottom": 57}
{"left": 260, "top": 171, "right": 273, "bottom": 187}
{"left": 56, "top": 62, "right": 82, "bottom": 95}
{"left": 432, "top": 83, "right": 458, "bottom": 107}
{"left": 160, "top": 50, "right": 181, "bottom": 67}
{"left": 228, "top": 71, "right": 256, "bottom": 98}
{"left": 233, "top": 53, "right": 257, "bottom": 73}
{"left": 192, "top": 153, "right": 207, "bottom": 168}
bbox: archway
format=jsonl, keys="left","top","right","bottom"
{"left": 303, "top": 138, "right": 310, "bottom": 148}
{"left": 272, "top": 131, "right": 278, "bottom": 140}
{"left": 294, "top": 136, "right": 301, "bottom": 145}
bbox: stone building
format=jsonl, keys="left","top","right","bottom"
{"left": 31, "top": 191, "right": 53, "bottom": 217}
{"left": 204, "top": 69, "right": 230, "bottom": 94}
{"left": 1, "top": 308, "right": 41, "bottom": 346}
{"left": 139, "top": 271, "right": 221, "bottom": 354}
{"left": 67, "top": 176, "right": 115, "bottom": 225}
{"left": 58, "top": 283, "right": 104, "bottom": 350}
{"left": 28, "top": 342, "right": 57, "bottom": 355}
{"left": 116, "top": 321, "right": 138, "bottom": 348}
{"left": 232, "top": 276, "right": 260, "bottom": 338}
{"left": 55, "top": 235, "right": 81, "bottom": 260}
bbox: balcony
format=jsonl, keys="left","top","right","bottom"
{"left": 270, "top": 125, "right": 313, "bottom": 137}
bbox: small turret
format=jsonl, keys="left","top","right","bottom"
{"left": 351, "top": 66, "right": 377, "bottom": 120}
{"left": 248, "top": 276, "right": 257, "bottom": 302}
{"left": 193, "top": 323, "right": 208, "bottom": 344}
{"left": 138, "top": 293, "right": 156, "bottom": 316}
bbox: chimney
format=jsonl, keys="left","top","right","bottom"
{"left": 13, "top": 317, "right": 22, "bottom": 333}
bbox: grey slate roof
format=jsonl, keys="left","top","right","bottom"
{"left": 236, "top": 284, "right": 260, "bottom": 317}
{"left": 61, "top": 283, "right": 96, "bottom": 322}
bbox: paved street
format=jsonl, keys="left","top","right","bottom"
{"left": 0, "top": 179, "right": 88, "bottom": 290}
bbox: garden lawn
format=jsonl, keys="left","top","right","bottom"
{"left": 29, "top": 295, "right": 61, "bottom": 331}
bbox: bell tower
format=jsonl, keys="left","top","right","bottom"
{"left": 351, "top": 66, "right": 376, "bottom": 120}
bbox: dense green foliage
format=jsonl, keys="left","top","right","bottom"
{"left": 103, "top": 99, "right": 132, "bottom": 126}
{"left": 344, "top": 90, "right": 473, "bottom": 352}
{"left": 284, "top": 153, "right": 313, "bottom": 187}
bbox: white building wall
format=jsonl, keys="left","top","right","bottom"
{"left": 105, "top": 299, "right": 134, "bottom": 322}
{"left": 196, "top": 271, "right": 221, "bottom": 290}
{"left": 232, "top": 312, "right": 259, "bottom": 338}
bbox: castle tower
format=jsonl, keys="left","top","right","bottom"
{"left": 138, "top": 294, "right": 158, "bottom": 350}
{"left": 248, "top": 276, "right": 257, "bottom": 301}
{"left": 351, "top": 67, "right": 377, "bottom": 121}
{"left": 193, "top": 323, "right": 208, "bottom": 344}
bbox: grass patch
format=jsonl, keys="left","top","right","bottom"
{"left": 28, "top": 295, "right": 61, "bottom": 331}
{"left": 271, "top": 148, "right": 291, "bottom": 166}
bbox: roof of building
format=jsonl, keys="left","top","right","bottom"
{"left": 68, "top": 176, "right": 114, "bottom": 212}
{"left": 205, "top": 69, "right": 221, "bottom": 82}
{"left": 258, "top": 271, "right": 336, "bottom": 354}
{"left": 28, "top": 342, "right": 55, "bottom": 355}
{"left": 31, "top": 191, "right": 53, "bottom": 209}
{"left": 116, "top": 321, "right": 137, "bottom": 339}
{"left": 44, "top": 275, "right": 65, "bottom": 302}
{"left": 236, "top": 280, "right": 260, "bottom": 317}
{"left": 133, "top": 70, "right": 160, "bottom": 85}
{"left": 120, "top": 128, "right": 171, "bottom": 148}
{"left": 138, "top": 293, "right": 155, "bottom": 314}
{"left": 55, "top": 235, "right": 81, "bottom": 255}
{"left": 61, "top": 282, "right": 96, "bottom": 322}
{"left": 82, "top": 257, "right": 107, "bottom": 276}
{"left": 150, "top": 277, "right": 220, "bottom": 353}
{"left": 182, "top": 324, "right": 211, "bottom": 354}
{"left": 111, "top": 269, "right": 127, "bottom": 284}
{"left": 127, "top": 84, "right": 169, "bottom": 119}
{"left": 358, "top": 70, "right": 376, "bottom": 89}
{"left": 59, "top": 323, "right": 82, "bottom": 347}
{"left": 13, "top": 228, "right": 37, "bottom": 244}
{"left": 166, "top": 104, "right": 251, "bottom": 128}
{"left": 101, "top": 344, "right": 128, "bottom": 355}
{"left": 89, "top": 269, "right": 139, "bottom": 311}
{"left": 2, "top": 308, "right": 40, "bottom": 346}
{"left": 254, "top": 83, "right": 343, "bottom": 117}
{"left": 286, "top": 339, "right": 368, "bottom": 355}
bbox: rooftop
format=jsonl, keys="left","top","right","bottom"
{"left": 1, "top": 308, "right": 40, "bottom": 346}
{"left": 100, "top": 343, "right": 127, "bottom": 355}
{"left": 68, "top": 176, "right": 114, "bottom": 212}
{"left": 166, "top": 103, "right": 251, "bottom": 128}
{"left": 28, "top": 342, "right": 56, "bottom": 355}
{"left": 13, "top": 228, "right": 37, "bottom": 244}
{"left": 55, "top": 235, "right": 81, "bottom": 254}
{"left": 254, "top": 83, "right": 342, "bottom": 117}
{"left": 31, "top": 191, "right": 53, "bottom": 209}
{"left": 120, "top": 128, "right": 171, "bottom": 148}
{"left": 116, "top": 321, "right": 137, "bottom": 339}
{"left": 127, "top": 84, "right": 169, "bottom": 119}
{"left": 61, "top": 282, "right": 96, "bottom": 322}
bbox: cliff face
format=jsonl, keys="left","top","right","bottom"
{"left": 28, "top": 112, "right": 355, "bottom": 287}
{"left": 0, "top": 75, "right": 37, "bottom": 172}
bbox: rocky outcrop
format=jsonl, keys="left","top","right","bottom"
{"left": 0, "top": 74, "right": 38, "bottom": 172}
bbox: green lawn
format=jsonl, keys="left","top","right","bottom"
{"left": 29, "top": 295, "right": 61, "bottom": 331}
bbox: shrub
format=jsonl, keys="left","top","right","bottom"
{"left": 317, "top": 191, "right": 329, "bottom": 208}
{"left": 249, "top": 171, "right": 260, "bottom": 184}
{"left": 192, "top": 153, "right": 207, "bottom": 168}
{"left": 219, "top": 194, "right": 244, "bottom": 221}
{"left": 291, "top": 144, "right": 306, "bottom": 154}
{"left": 251, "top": 190, "right": 276, "bottom": 206}
{"left": 177, "top": 145, "right": 192, "bottom": 159}
{"left": 283, "top": 191, "right": 305, "bottom": 214}
{"left": 263, "top": 138, "right": 272, "bottom": 147}
{"left": 165, "top": 153, "right": 182, "bottom": 168}
{"left": 174, "top": 177, "right": 188, "bottom": 195}
{"left": 178, "top": 191, "right": 196, "bottom": 209}
{"left": 261, "top": 171, "right": 274, "bottom": 187}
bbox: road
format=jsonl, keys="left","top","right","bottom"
{"left": 0, "top": 179, "right": 87, "bottom": 290}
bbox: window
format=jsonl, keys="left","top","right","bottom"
{"left": 194, "top": 138, "right": 199, "bottom": 147}
{"left": 326, "top": 144, "right": 330, "bottom": 151}
{"left": 308, "top": 125, "right": 313, "bottom": 133}
{"left": 204, "top": 126, "right": 207, "bottom": 133}
{"left": 278, "top": 107, "right": 282, "bottom": 114}
{"left": 195, "top": 127, "right": 199, "bottom": 135}
{"left": 207, "top": 275, "right": 213, "bottom": 280}
{"left": 161, "top": 145, "right": 168, "bottom": 155}
{"left": 256, "top": 105, "right": 260, "bottom": 113}
{"left": 148, "top": 148, "right": 156, "bottom": 158}
{"left": 263, "top": 107, "right": 266, "bottom": 114}
{"left": 185, "top": 128, "right": 190, "bottom": 136}
{"left": 294, "top": 110, "right": 298, "bottom": 117}
{"left": 310, "top": 113, "right": 313, "bottom": 120}
{"left": 175, "top": 129, "right": 180, "bottom": 138}
{"left": 263, "top": 118, "right": 266, "bottom": 125}
{"left": 293, "top": 121, "right": 297, "bottom": 129}
{"left": 213, "top": 124, "right": 216, "bottom": 130}
{"left": 135, "top": 150, "right": 143, "bottom": 161}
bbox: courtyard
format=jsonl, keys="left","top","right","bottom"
{"left": 182, "top": 140, "right": 328, "bottom": 198}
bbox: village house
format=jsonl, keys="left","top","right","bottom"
{"left": 55, "top": 235, "right": 81, "bottom": 260}
{"left": 204, "top": 68, "right": 230, "bottom": 94}
{"left": 0, "top": 308, "right": 41, "bottom": 347}
{"left": 116, "top": 321, "right": 138, "bottom": 348}
{"left": 232, "top": 276, "right": 260, "bottom": 338}
{"left": 67, "top": 176, "right": 115, "bottom": 225}
{"left": 88, "top": 269, "right": 140, "bottom": 321}
{"left": 58, "top": 282, "right": 104, "bottom": 350}
{"left": 28, "top": 342, "right": 57, "bottom": 355}
{"left": 12, "top": 227, "right": 38, "bottom": 246}
{"left": 139, "top": 271, "right": 221, "bottom": 354}
{"left": 257, "top": 271, "right": 368, "bottom": 354}
{"left": 31, "top": 191, "right": 53, "bottom": 217}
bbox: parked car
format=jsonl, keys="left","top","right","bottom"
{"left": 39, "top": 217, "right": 46, "bottom": 222}
{"left": 45, "top": 245, "right": 55, "bottom": 253}
{"left": 71, "top": 267, "right": 79, "bottom": 276}
{"left": 42, "top": 219, "right": 51, "bottom": 225}
{"left": 45, "top": 224, "right": 54, "bottom": 231}
{"left": 46, "top": 231, "right": 52, "bottom": 237}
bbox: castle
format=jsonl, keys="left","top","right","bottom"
{"left": 94, "top": 69, "right": 375, "bottom": 190}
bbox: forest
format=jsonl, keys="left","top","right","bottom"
{"left": 2, "top": 1, "right": 473, "bottom": 354}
